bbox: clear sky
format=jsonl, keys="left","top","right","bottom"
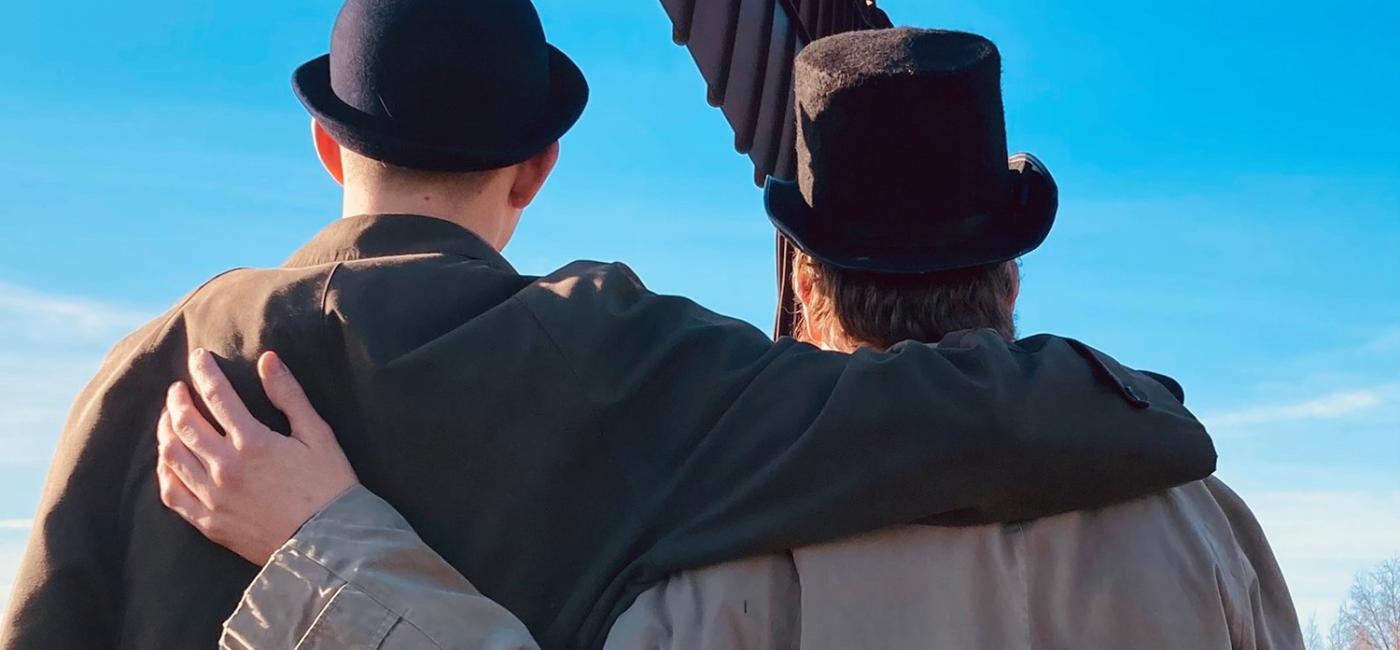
{"left": 1, "top": 0, "right": 1396, "bottom": 630}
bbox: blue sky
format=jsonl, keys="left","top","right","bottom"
{"left": 1, "top": 0, "right": 1397, "bottom": 629}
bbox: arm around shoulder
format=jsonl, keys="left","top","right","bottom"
{"left": 515, "top": 263, "right": 1217, "bottom": 563}
{"left": 222, "top": 485, "right": 540, "bottom": 650}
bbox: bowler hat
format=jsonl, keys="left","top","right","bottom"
{"left": 765, "top": 28, "right": 1058, "bottom": 275}
{"left": 293, "top": 0, "right": 589, "bottom": 172}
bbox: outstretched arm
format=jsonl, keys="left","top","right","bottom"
{"left": 513, "top": 263, "right": 1216, "bottom": 556}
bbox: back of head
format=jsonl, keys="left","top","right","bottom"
{"left": 795, "top": 252, "right": 1018, "bottom": 351}
{"left": 293, "top": 0, "right": 588, "bottom": 244}
{"left": 772, "top": 29, "right": 1050, "bottom": 350}
{"left": 338, "top": 148, "right": 499, "bottom": 198}
{"left": 296, "top": 0, "right": 588, "bottom": 174}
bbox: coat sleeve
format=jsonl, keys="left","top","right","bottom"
{"left": 224, "top": 487, "right": 802, "bottom": 650}
{"left": 0, "top": 269, "right": 314, "bottom": 649}
{"left": 220, "top": 486, "right": 540, "bottom": 650}
{"left": 0, "top": 319, "right": 169, "bottom": 649}
{"left": 514, "top": 261, "right": 1219, "bottom": 574}
{"left": 1202, "top": 478, "right": 1306, "bottom": 650}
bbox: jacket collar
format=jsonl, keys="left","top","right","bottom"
{"left": 284, "top": 214, "right": 516, "bottom": 273}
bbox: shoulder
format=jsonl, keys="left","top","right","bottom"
{"left": 55, "top": 265, "right": 335, "bottom": 453}
{"left": 1079, "top": 480, "right": 1254, "bottom": 556}
{"left": 96, "top": 267, "right": 265, "bottom": 372}
{"left": 509, "top": 261, "right": 650, "bottom": 340}
{"left": 527, "top": 260, "right": 649, "bottom": 300}
{"left": 83, "top": 265, "right": 343, "bottom": 394}
{"left": 1087, "top": 481, "right": 1270, "bottom": 601}
{"left": 516, "top": 260, "right": 772, "bottom": 353}
{"left": 511, "top": 261, "right": 647, "bottom": 324}
{"left": 1177, "top": 477, "right": 1275, "bottom": 572}
{"left": 1197, "top": 476, "right": 1285, "bottom": 584}
{"left": 180, "top": 266, "right": 338, "bottom": 337}
{"left": 516, "top": 260, "right": 740, "bottom": 330}
{"left": 1200, "top": 476, "right": 1266, "bottom": 535}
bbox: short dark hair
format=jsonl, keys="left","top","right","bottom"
{"left": 795, "top": 252, "right": 1017, "bottom": 350}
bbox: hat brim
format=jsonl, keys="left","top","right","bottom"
{"left": 292, "top": 45, "right": 589, "bottom": 172}
{"left": 765, "top": 153, "right": 1059, "bottom": 275}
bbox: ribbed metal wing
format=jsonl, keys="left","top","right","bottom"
{"left": 659, "top": 0, "right": 893, "bottom": 186}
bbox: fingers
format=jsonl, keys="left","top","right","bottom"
{"left": 165, "top": 382, "right": 232, "bottom": 466}
{"left": 188, "top": 348, "right": 264, "bottom": 448}
{"left": 156, "top": 460, "right": 215, "bottom": 536}
{"left": 257, "top": 351, "right": 334, "bottom": 446}
{"left": 157, "top": 409, "right": 215, "bottom": 506}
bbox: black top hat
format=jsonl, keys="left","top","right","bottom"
{"left": 293, "top": 0, "right": 589, "bottom": 172}
{"left": 765, "top": 28, "right": 1058, "bottom": 275}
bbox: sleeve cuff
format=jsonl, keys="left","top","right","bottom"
{"left": 220, "top": 484, "right": 398, "bottom": 649}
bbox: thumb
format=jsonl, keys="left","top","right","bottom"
{"left": 257, "top": 351, "right": 335, "bottom": 447}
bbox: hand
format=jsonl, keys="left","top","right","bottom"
{"left": 156, "top": 348, "right": 358, "bottom": 565}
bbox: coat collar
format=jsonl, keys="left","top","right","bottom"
{"left": 284, "top": 214, "right": 516, "bottom": 273}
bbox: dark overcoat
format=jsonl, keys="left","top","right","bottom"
{"left": 0, "top": 215, "right": 1214, "bottom": 650}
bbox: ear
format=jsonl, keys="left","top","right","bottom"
{"left": 508, "top": 141, "right": 561, "bottom": 209}
{"left": 792, "top": 257, "right": 817, "bottom": 312}
{"left": 311, "top": 120, "right": 345, "bottom": 186}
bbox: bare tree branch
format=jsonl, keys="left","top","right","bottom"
{"left": 1328, "top": 557, "right": 1400, "bottom": 650}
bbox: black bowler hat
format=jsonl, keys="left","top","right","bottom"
{"left": 765, "top": 28, "right": 1058, "bottom": 275}
{"left": 293, "top": 0, "right": 589, "bottom": 172}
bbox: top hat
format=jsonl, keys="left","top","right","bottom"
{"left": 293, "top": 0, "right": 589, "bottom": 172}
{"left": 764, "top": 28, "right": 1058, "bottom": 275}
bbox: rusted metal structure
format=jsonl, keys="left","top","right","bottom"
{"left": 659, "top": 0, "right": 893, "bottom": 186}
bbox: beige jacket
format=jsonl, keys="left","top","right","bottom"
{"left": 222, "top": 478, "right": 1302, "bottom": 650}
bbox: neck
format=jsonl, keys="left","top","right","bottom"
{"left": 341, "top": 184, "right": 513, "bottom": 251}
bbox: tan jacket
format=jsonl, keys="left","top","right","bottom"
{"left": 223, "top": 478, "right": 1302, "bottom": 650}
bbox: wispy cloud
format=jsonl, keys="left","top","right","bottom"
{"left": 0, "top": 282, "right": 148, "bottom": 347}
{"left": 0, "top": 283, "right": 155, "bottom": 466}
{"left": 1204, "top": 387, "right": 1393, "bottom": 428}
{"left": 1206, "top": 336, "right": 1400, "bottom": 629}
{"left": 1365, "top": 326, "right": 1400, "bottom": 354}
{"left": 0, "top": 520, "right": 31, "bottom": 531}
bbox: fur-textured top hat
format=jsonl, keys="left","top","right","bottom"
{"left": 293, "top": 0, "right": 589, "bottom": 172}
{"left": 765, "top": 28, "right": 1058, "bottom": 274}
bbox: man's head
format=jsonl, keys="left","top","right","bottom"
{"left": 790, "top": 250, "right": 1020, "bottom": 352}
{"left": 311, "top": 120, "right": 559, "bottom": 250}
{"left": 293, "top": 0, "right": 588, "bottom": 249}
{"left": 766, "top": 29, "right": 1057, "bottom": 344}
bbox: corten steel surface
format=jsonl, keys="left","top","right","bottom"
{"left": 657, "top": 0, "right": 894, "bottom": 338}
{"left": 659, "top": 0, "right": 893, "bottom": 186}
